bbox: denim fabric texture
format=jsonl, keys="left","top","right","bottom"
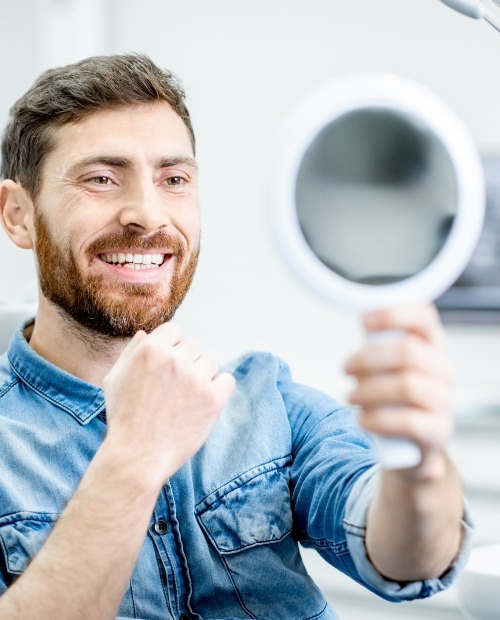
{"left": 0, "top": 320, "right": 473, "bottom": 619}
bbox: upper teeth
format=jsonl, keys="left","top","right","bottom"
{"left": 101, "top": 253, "right": 165, "bottom": 269}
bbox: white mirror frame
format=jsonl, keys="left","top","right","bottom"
{"left": 268, "top": 73, "right": 486, "bottom": 312}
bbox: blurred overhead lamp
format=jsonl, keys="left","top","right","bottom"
{"left": 439, "top": 0, "right": 500, "bottom": 31}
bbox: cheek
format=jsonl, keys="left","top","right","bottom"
{"left": 176, "top": 208, "right": 201, "bottom": 251}
{"left": 187, "top": 222, "right": 201, "bottom": 252}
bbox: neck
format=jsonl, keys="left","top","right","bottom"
{"left": 28, "top": 295, "right": 129, "bottom": 387}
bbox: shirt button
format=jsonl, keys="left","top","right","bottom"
{"left": 153, "top": 519, "right": 169, "bottom": 535}
{"left": 179, "top": 615, "right": 190, "bottom": 620}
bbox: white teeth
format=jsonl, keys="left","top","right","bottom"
{"left": 153, "top": 253, "right": 163, "bottom": 265}
{"left": 102, "top": 252, "right": 166, "bottom": 268}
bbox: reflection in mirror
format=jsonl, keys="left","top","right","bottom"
{"left": 295, "top": 109, "right": 458, "bottom": 285}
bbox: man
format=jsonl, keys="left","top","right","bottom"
{"left": 0, "top": 54, "right": 472, "bottom": 619}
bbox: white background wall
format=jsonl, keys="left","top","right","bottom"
{"left": 1, "top": 0, "right": 500, "bottom": 403}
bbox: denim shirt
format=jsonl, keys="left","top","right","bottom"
{"left": 0, "top": 321, "right": 473, "bottom": 620}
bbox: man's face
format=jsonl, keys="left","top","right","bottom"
{"left": 32, "top": 102, "right": 200, "bottom": 337}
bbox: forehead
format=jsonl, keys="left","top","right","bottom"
{"left": 45, "top": 102, "right": 194, "bottom": 169}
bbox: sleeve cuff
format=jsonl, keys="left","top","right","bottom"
{"left": 343, "top": 464, "right": 475, "bottom": 601}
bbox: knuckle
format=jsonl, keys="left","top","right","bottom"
{"left": 137, "top": 340, "right": 162, "bottom": 365}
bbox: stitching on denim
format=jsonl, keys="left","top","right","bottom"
{"left": 304, "top": 601, "right": 329, "bottom": 620}
{"left": 219, "top": 554, "right": 257, "bottom": 619}
{"left": 163, "top": 539, "right": 181, "bottom": 617}
{"left": 217, "top": 527, "right": 294, "bottom": 555}
{"left": 149, "top": 532, "right": 173, "bottom": 614}
{"left": 9, "top": 364, "right": 103, "bottom": 423}
{"left": 128, "top": 578, "right": 137, "bottom": 618}
{"left": 342, "top": 519, "right": 366, "bottom": 535}
{"left": 0, "top": 511, "right": 60, "bottom": 525}
{"left": 161, "top": 485, "right": 181, "bottom": 617}
{"left": 196, "top": 454, "right": 292, "bottom": 509}
{"left": 0, "top": 377, "right": 19, "bottom": 398}
{"left": 303, "top": 534, "right": 350, "bottom": 555}
{"left": 218, "top": 538, "right": 328, "bottom": 620}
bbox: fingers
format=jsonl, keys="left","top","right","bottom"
{"left": 348, "top": 369, "right": 451, "bottom": 412}
{"left": 117, "top": 323, "right": 183, "bottom": 362}
{"left": 173, "top": 338, "right": 203, "bottom": 363}
{"left": 345, "top": 332, "right": 452, "bottom": 381}
{"left": 356, "top": 406, "right": 453, "bottom": 448}
{"left": 149, "top": 321, "right": 184, "bottom": 346}
{"left": 121, "top": 329, "right": 148, "bottom": 353}
{"left": 363, "top": 304, "right": 446, "bottom": 348}
{"left": 345, "top": 304, "right": 454, "bottom": 452}
{"left": 130, "top": 323, "right": 233, "bottom": 396}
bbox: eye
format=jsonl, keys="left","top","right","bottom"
{"left": 165, "top": 176, "right": 184, "bottom": 186}
{"left": 89, "top": 176, "right": 112, "bottom": 185}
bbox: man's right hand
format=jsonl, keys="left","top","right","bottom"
{"left": 0, "top": 321, "right": 235, "bottom": 619}
{"left": 102, "top": 322, "right": 235, "bottom": 487}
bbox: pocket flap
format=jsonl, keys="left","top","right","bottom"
{"left": 0, "top": 512, "right": 59, "bottom": 574}
{"left": 196, "top": 463, "right": 293, "bottom": 554}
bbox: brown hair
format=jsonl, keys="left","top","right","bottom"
{"left": 0, "top": 53, "right": 195, "bottom": 199}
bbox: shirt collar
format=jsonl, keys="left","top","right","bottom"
{"left": 7, "top": 318, "right": 105, "bottom": 425}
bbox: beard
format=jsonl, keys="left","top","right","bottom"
{"left": 34, "top": 210, "right": 199, "bottom": 338}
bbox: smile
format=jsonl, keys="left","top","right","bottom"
{"left": 99, "top": 252, "right": 167, "bottom": 270}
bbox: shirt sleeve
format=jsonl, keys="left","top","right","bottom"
{"left": 278, "top": 358, "right": 474, "bottom": 602}
{"left": 343, "top": 463, "right": 475, "bottom": 601}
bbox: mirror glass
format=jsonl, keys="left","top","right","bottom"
{"left": 295, "top": 109, "right": 458, "bottom": 286}
{"left": 268, "top": 74, "right": 485, "bottom": 311}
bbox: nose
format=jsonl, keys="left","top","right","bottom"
{"left": 118, "top": 181, "right": 171, "bottom": 232}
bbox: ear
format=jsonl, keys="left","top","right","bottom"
{"left": 0, "top": 180, "right": 35, "bottom": 250}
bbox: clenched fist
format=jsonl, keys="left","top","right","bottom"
{"left": 102, "top": 322, "right": 235, "bottom": 488}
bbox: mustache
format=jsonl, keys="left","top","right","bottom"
{"left": 87, "top": 229, "right": 185, "bottom": 256}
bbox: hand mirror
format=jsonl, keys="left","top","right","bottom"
{"left": 268, "top": 74, "right": 485, "bottom": 468}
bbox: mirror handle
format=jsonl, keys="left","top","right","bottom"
{"left": 366, "top": 329, "right": 422, "bottom": 470}
{"left": 373, "top": 436, "right": 422, "bottom": 469}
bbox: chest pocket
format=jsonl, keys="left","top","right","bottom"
{"left": 195, "top": 458, "right": 328, "bottom": 620}
{"left": 196, "top": 459, "right": 293, "bottom": 553}
{"left": 0, "top": 511, "right": 139, "bottom": 617}
{"left": 0, "top": 512, "right": 59, "bottom": 579}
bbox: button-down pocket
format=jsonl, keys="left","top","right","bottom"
{"left": 0, "top": 511, "right": 59, "bottom": 576}
{"left": 0, "top": 510, "right": 139, "bottom": 616}
{"left": 197, "top": 458, "right": 293, "bottom": 553}
{"left": 195, "top": 457, "right": 328, "bottom": 620}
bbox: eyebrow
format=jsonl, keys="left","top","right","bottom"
{"left": 68, "top": 155, "right": 198, "bottom": 175}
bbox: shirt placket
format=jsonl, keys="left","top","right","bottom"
{"left": 150, "top": 482, "right": 191, "bottom": 620}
